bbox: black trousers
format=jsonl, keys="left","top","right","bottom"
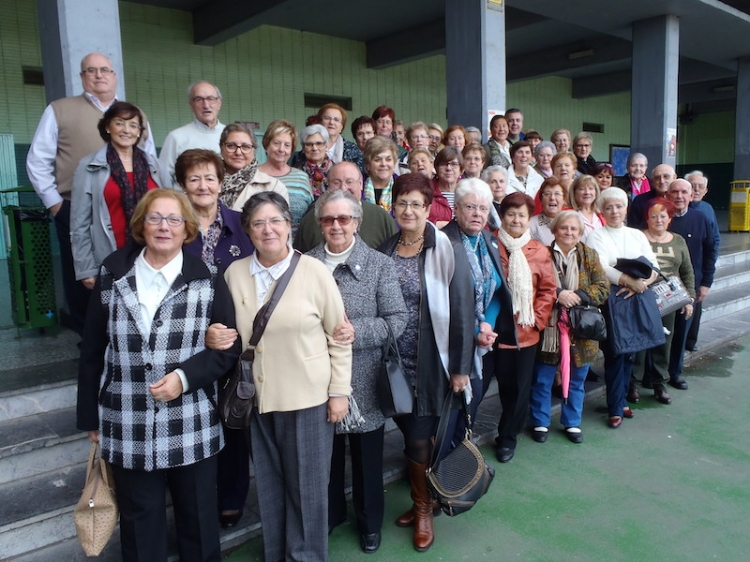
{"left": 492, "top": 345, "right": 538, "bottom": 449}
{"left": 686, "top": 300, "right": 703, "bottom": 349}
{"left": 328, "top": 427, "right": 385, "bottom": 535}
{"left": 216, "top": 425, "right": 250, "bottom": 512}
{"left": 53, "top": 200, "right": 89, "bottom": 335}
{"left": 111, "top": 456, "right": 221, "bottom": 562}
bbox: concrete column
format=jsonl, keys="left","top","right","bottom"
{"left": 36, "top": 0, "right": 125, "bottom": 104}
{"left": 445, "top": 0, "right": 506, "bottom": 140}
{"left": 734, "top": 57, "right": 750, "bottom": 180}
{"left": 630, "top": 15, "right": 679, "bottom": 169}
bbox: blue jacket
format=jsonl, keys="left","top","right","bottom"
{"left": 183, "top": 201, "right": 254, "bottom": 271}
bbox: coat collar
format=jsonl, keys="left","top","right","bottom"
{"left": 102, "top": 243, "right": 211, "bottom": 283}
{"left": 308, "top": 234, "right": 370, "bottom": 280}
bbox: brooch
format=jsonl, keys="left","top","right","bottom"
{"left": 229, "top": 245, "right": 241, "bottom": 257}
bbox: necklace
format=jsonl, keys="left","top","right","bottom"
{"left": 398, "top": 234, "right": 424, "bottom": 246}
{"left": 648, "top": 230, "right": 670, "bottom": 243}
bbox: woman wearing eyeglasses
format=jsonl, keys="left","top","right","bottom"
{"left": 294, "top": 124, "right": 333, "bottom": 199}
{"left": 315, "top": 103, "right": 365, "bottom": 175}
{"left": 218, "top": 122, "right": 289, "bottom": 211}
{"left": 77, "top": 189, "right": 241, "bottom": 561}
{"left": 363, "top": 136, "right": 399, "bottom": 211}
{"left": 71, "top": 101, "right": 170, "bottom": 290}
{"left": 378, "top": 173, "right": 474, "bottom": 552}
{"left": 306, "top": 189, "right": 407, "bottom": 553}
{"left": 430, "top": 146, "right": 463, "bottom": 226}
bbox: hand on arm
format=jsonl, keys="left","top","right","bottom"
{"left": 332, "top": 312, "right": 355, "bottom": 345}
{"left": 476, "top": 322, "right": 497, "bottom": 349}
{"left": 327, "top": 395, "right": 349, "bottom": 423}
{"left": 205, "top": 323, "right": 239, "bottom": 351}
{"left": 148, "top": 371, "right": 184, "bottom": 402}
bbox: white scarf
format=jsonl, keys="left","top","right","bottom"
{"left": 496, "top": 226, "right": 535, "bottom": 326}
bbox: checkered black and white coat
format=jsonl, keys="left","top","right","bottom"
{"left": 77, "top": 245, "right": 241, "bottom": 471}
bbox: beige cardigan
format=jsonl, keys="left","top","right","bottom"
{"left": 224, "top": 254, "right": 351, "bottom": 413}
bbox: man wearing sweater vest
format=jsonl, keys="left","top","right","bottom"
{"left": 26, "top": 52, "right": 156, "bottom": 335}
{"left": 159, "top": 81, "right": 225, "bottom": 185}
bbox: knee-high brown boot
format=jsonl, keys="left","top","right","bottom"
{"left": 408, "top": 459, "right": 434, "bottom": 552}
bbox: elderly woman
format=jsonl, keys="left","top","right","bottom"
{"left": 572, "top": 132, "right": 596, "bottom": 175}
{"left": 507, "top": 140, "right": 545, "bottom": 198}
{"left": 378, "top": 173, "right": 474, "bottom": 552}
{"left": 462, "top": 144, "right": 487, "bottom": 179}
{"left": 551, "top": 128, "right": 571, "bottom": 154}
{"left": 176, "top": 149, "right": 253, "bottom": 529}
{"left": 316, "top": 103, "right": 365, "bottom": 175}
{"left": 408, "top": 148, "right": 436, "bottom": 178}
{"left": 585, "top": 187, "right": 659, "bottom": 428}
{"left": 222, "top": 192, "right": 352, "bottom": 561}
{"left": 427, "top": 123, "right": 444, "bottom": 155}
{"left": 569, "top": 174, "right": 603, "bottom": 235}
{"left": 525, "top": 130, "right": 542, "bottom": 154}
{"left": 397, "top": 121, "right": 432, "bottom": 174}
{"left": 615, "top": 152, "right": 650, "bottom": 199}
{"left": 306, "top": 190, "right": 407, "bottom": 554}
{"left": 257, "top": 119, "right": 313, "bottom": 234}
{"left": 633, "top": 197, "right": 695, "bottom": 405}
{"left": 443, "top": 125, "right": 468, "bottom": 152}
{"left": 529, "top": 177, "right": 567, "bottom": 246}
{"left": 351, "top": 116, "right": 377, "bottom": 152}
{"left": 394, "top": 120, "right": 407, "bottom": 147}
{"left": 482, "top": 165, "right": 508, "bottom": 216}
{"left": 218, "top": 122, "right": 289, "bottom": 211}
{"left": 534, "top": 141, "right": 556, "bottom": 179}
{"left": 491, "top": 192, "right": 556, "bottom": 462}
{"left": 363, "top": 136, "right": 399, "bottom": 211}
{"left": 433, "top": 146, "right": 464, "bottom": 212}
{"left": 552, "top": 151, "right": 577, "bottom": 194}
{"left": 465, "top": 126, "right": 483, "bottom": 145}
{"left": 372, "top": 105, "right": 395, "bottom": 139}
{"left": 592, "top": 162, "right": 615, "bottom": 190}
{"left": 529, "top": 211, "right": 608, "bottom": 444}
{"left": 293, "top": 124, "right": 333, "bottom": 198}
{"left": 71, "top": 101, "right": 169, "bottom": 289}
{"left": 77, "top": 189, "right": 240, "bottom": 561}
{"left": 485, "top": 115, "right": 511, "bottom": 168}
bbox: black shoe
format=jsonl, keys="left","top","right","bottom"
{"left": 496, "top": 447, "right": 515, "bottom": 463}
{"left": 654, "top": 387, "right": 672, "bottom": 405}
{"left": 360, "top": 532, "right": 381, "bottom": 553}
{"left": 627, "top": 383, "right": 640, "bottom": 404}
{"left": 565, "top": 428, "right": 583, "bottom": 444}
{"left": 328, "top": 515, "right": 346, "bottom": 536}
{"left": 685, "top": 344, "right": 698, "bottom": 352}
{"left": 669, "top": 376, "right": 688, "bottom": 390}
{"left": 219, "top": 510, "right": 243, "bottom": 529}
{"left": 531, "top": 427, "right": 548, "bottom": 443}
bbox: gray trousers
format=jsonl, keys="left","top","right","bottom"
{"left": 251, "top": 402, "right": 334, "bottom": 562}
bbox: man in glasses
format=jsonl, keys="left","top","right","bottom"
{"left": 160, "top": 81, "right": 225, "bottom": 185}
{"left": 294, "top": 162, "right": 396, "bottom": 252}
{"left": 26, "top": 52, "right": 155, "bottom": 335}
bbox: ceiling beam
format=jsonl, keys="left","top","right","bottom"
{"left": 572, "top": 71, "right": 631, "bottom": 98}
{"left": 680, "top": 79, "right": 737, "bottom": 104}
{"left": 366, "top": 19, "right": 445, "bottom": 69}
{"left": 193, "top": 0, "right": 291, "bottom": 46}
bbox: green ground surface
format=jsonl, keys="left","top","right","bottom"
{"left": 225, "top": 337, "right": 750, "bottom": 562}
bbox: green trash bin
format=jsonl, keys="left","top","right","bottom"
{"left": 1, "top": 186, "right": 57, "bottom": 329}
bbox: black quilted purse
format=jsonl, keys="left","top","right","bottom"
{"left": 426, "top": 392, "right": 495, "bottom": 516}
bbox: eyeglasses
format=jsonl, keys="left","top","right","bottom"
{"left": 459, "top": 203, "right": 490, "bottom": 213}
{"left": 82, "top": 67, "right": 113, "bottom": 76}
{"left": 192, "top": 96, "right": 220, "bottom": 104}
{"left": 355, "top": 130, "right": 374, "bottom": 138}
{"left": 411, "top": 134, "right": 429, "bottom": 140}
{"left": 439, "top": 162, "right": 461, "bottom": 169}
{"left": 223, "top": 142, "right": 254, "bottom": 153}
{"left": 303, "top": 141, "right": 326, "bottom": 149}
{"left": 395, "top": 201, "right": 426, "bottom": 210}
{"left": 250, "top": 217, "right": 288, "bottom": 230}
{"left": 542, "top": 191, "right": 565, "bottom": 198}
{"left": 574, "top": 144, "right": 591, "bottom": 149}
{"left": 320, "top": 116, "right": 342, "bottom": 123}
{"left": 144, "top": 214, "right": 185, "bottom": 227}
{"left": 319, "top": 215, "right": 354, "bottom": 227}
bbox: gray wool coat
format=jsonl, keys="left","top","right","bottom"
{"left": 308, "top": 235, "right": 407, "bottom": 433}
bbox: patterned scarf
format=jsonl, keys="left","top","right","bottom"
{"left": 461, "top": 232, "right": 497, "bottom": 323}
{"left": 303, "top": 157, "right": 332, "bottom": 199}
{"left": 542, "top": 245, "right": 580, "bottom": 353}
{"left": 364, "top": 175, "right": 395, "bottom": 211}
{"left": 106, "top": 144, "right": 150, "bottom": 246}
{"left": 220, "top": 160, "right": 259, "bottom": 208}
{"left": 496, "top": 226, "right": 535, "bottom": 326}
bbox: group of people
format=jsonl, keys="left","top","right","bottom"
{"left": 26, "top": 52, "right": 720, "bottom": 561}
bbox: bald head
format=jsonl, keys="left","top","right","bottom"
{"left": 328, "top": 162, "right": 363, "bottom": 198}
{"left": 667, "top": 178, "right": 692, "bottom": 212}
{"left": 651, "top": 164, "right": 676, "bottom": 194}
{"left": 79, "top": 52, "right": 117, "bottom": 103}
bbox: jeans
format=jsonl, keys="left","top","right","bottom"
{"left": 530, "top": 361, "right": 590, "bottom": 429}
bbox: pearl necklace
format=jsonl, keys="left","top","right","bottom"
{"left": 398, "top": 234, "right": 424, "bottom": 246}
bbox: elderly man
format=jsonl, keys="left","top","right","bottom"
{"left": 627, "top": 163, "right": 676, "bottom": 229}
{"left": 159, "top": 81, "right": 225, "bottom": 185}
{"left": 684, "top": 171, "right": 721, "bottom": 351}
{"left": 293, "top": 162, "right": 397, "bottom": 252}
{"left": 505, "top": 108, "right": 525, "bottom": 143}
{"left": 26, "top": 52, "right": 155, "bottom": 334}
{"left": 666, "top": 179, "right": 717, "bottom": 390}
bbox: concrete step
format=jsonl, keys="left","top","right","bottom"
{"left": 710, "top": 260, "right": 750, "bottom": 291}
{"left": 0, "top": 380, "right": 77, "bottom": 424}
{"left": 701, "top": 281, "right": 750, "bottom": 323}
{"left": 715, "top": 248, "right": 750, "bottom": 269}
{"left": 0, "top": 407, "right": 89, "bottom": 485}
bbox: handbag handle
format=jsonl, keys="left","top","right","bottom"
{"left": 249, "top": 251, "right": 301, "bottom": 348}
{"left": 430, "top": 391, "right": 471, "bottom": 468}
{"left": 85, "top": 441, "right": 98, "bottom": 482}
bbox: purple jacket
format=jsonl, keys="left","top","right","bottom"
{"left": 184, "top": 202, "right": 254, "bottom": 271}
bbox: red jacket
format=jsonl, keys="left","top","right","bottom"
{"left": 496, "top": 239, "right": 557, "bottom": 348}
{"left": 428, "top": 179, "right": 453, "bottom": 224}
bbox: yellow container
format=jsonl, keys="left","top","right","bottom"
{"left": 729, "top": 180, "right": 750, "bottom": 231}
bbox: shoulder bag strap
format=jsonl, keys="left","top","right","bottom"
{"left": 430, "top": 391, "right": 471, "bottom": 468}
{"left": 249, "top": 251, "right": 301, "bottom": 348}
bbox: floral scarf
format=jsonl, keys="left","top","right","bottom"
{"left": 303, "top": 157, "right": 332, "bottom": 199}
{"left": 461, "top": 232, "right": 497, "bottom": 324}
{"left": 220, "top": 160, "right": 259, "bottom": 208}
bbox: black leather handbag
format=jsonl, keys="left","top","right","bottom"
{"left": 219, "top": 252, "right": 300, "bottom": 429}
{"left": 376, "top": 326, "right": 413, "bottom": 417}
{"left": 426, "top": 392, "right": 495, "bottom": 516}
{"left": 568, "top": 304, "right": 607, "bottom": 341}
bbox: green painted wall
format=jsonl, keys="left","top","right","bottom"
{"left": 677, "top": 111, "right": 735, "bottom": 165}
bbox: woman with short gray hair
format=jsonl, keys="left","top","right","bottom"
{"left": 615, "top": 152, "right": 650, "bottom": 199}
{"left": 533, "top": 141, "right": 556, "bottom": 178}
{"left": 307, "top": 188, "right": 407, "bottom": 554}
{"left": 294, "top": 124, "right": 332, "bottom": 198}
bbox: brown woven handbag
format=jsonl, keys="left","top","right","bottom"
{"left": 74, "top": 442, "right": 118, "bottom": 556}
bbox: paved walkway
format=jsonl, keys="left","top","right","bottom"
{"left": 225, "top": 335, "right": 750, "bottom": 562}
